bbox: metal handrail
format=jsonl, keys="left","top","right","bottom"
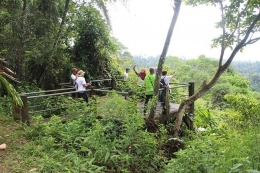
{"left": 169, "top": 84, "right": 190, "bottom": 89}
{"left": 22, "top": 87, "right": 75, "bottom": 96}
{"left": 93, "top": 89, "right": 128, "bottom": 95}
{"left": 26, "top": 90, "right": 91, "bottom": 99}
{"left": 169, "top": 82, "right": 191, "bottom": 85}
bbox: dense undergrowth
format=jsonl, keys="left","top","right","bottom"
{"left": 1, "top": 90, "right": 260, "bottom": 172}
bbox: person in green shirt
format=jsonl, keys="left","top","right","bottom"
{"left": 143, "top": 67, "right": 155, "bottom": 114}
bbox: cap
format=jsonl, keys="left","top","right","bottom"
{"left": 126, "top": 67, "right": 130, "bottom": 70}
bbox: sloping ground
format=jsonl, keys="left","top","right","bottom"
{"left": 0, "top": 115, "right": 27, "bottom": 172}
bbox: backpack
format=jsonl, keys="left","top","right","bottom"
{"left": 160, "top": 76, "right": 166, "bottom": 88}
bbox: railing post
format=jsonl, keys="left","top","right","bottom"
{"left": 165, "top": 86, "right": 170, "bottom": 118}
{"left": 162, "top": 88, "right": 166, "bottom": 115}
{"left": 88, "top": 86, "right": 95, "bottom": 97}
{"left": 20, "top": 94, "right": 30, "bottom": 126}
{"left": 187, "top": 82, "right": 195, "bottom": 130}
{"left": 75, "top": 92, "right": 78, "bottom": 99}
{"left": 162, "top": 86, "right": 170, "bottom": 117}
{"left": 111, "top": 78, "right": 116, "bottom": 90}
{"left": 12, "top": 101, "right": 21, "bottom": 121}
{"left": 188, "top": 82, "right": 194, "bottom": 115}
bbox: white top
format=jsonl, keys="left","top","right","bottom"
{"left": 161, "top": 75, "right": 175, "bottom": 86}
{"left": 71, "top": 74, "right": 77, "bottom": 85}
{"left": 76, "top": 76, "right": 86, "bottom": 91}
{"left": 124, "top": 72, "right": 129, "bottom": 80}
{"left": 137, "top": 76, "right": 144, "bottom": 86}
{"left": 153, "top": 67, "right": 158, "bottom": 76}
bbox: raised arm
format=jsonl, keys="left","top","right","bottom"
{"left": 133, "top": 65, "right": 139, "bottom": 76}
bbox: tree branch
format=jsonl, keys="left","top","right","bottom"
{"left": 244, "top": 37, "right": 260, "bottom": 45}
{"left": 219, "top": 0, "right": 225, "bottom": 66}
{"left": 223, "top": 12, "right": 260, "bottom": 70}
{"left": 173, "top": 3, "right": 260, "bottom": 137}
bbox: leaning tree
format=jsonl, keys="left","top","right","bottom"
{"left": 149, "top": 0, "right": 260, "bottom": 137}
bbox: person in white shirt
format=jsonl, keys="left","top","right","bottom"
{"left": 71, "top": 68, "right": 78, "bottom": 98}
{"left": 159, "top": 70, "right": 177, "bottom": 107}
{"left": 160, "top": 70, "right": 177, "bottom": 87}
{"left": 71, "top": 68, "right": 78, "bottom": 86}
{"left": 76, "top": 70, "right": 91, "bottom": 103}
{"left": 153, "top": 67, "right": 158, "bottom": 76}
{"left": 124, "top": 67, "right": 130, "bottom": 81}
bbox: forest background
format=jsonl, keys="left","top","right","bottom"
{"left": 1, "top": 0, "right": 260, "bottom": 172}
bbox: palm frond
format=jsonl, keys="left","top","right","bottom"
{"left": 98, "top": 1, "right": 112, "bottom": 30}
{"left": 0, "top": 58, "right": 18, "bottom": 82}
{"left": 0, "top": 58, "right": 22, "bottom": 106}
{"left": 0, "top": 72, "right": 20, "bottom": 83}
{"left": 0, "top": 65, "right": 16, "bottom": 75}
{"left": 92, "top": 0, "right": 112, "bottom": 30}
{"left": 0, "top": 74, "right": 23, "bottom": 106}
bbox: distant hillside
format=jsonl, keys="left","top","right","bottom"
{"left": 133, "top": 55, "right": 160, "bottom": 68}
{"left": 133, "top": 56, "right": 260, "bottom": 92}
{"left": 231, "top": 61, "right": 260, "bottom": 92}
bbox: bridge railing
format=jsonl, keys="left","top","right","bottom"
{"left": 13, "top": 78, "right": 120, "bottom": 125}
{"left": 160, "top": 82, "right": 194, "bottom": 118}
{"left": 13, "top": 78, "right": 194, "bottom": 126}
{"left": 13, "top": 89, "right": 91, "bottom": 126}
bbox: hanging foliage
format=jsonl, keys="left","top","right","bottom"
{"left": 73, "top": 6, "right": 120, "bottom": 80}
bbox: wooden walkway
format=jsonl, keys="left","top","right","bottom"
{"left": 137, "top": 101, "right": 180, "bottom": 119}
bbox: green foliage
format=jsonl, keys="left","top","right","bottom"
{"left": 23, "top": 92, "right": 165, "bottom": 172}
{"left": 164, "top": 126, "right": 260, "bottom": 173}
{"left": 0, "top": 95, "right": 13, "bottom": 116}
{"left": 0, "top": 0, "right": 124, "bottom": 89}
{"left": 73, "top": 6, "right": 119, "bottom": 79}
{"left": 224, "top": 94, "right": 260, "bottom": 126}
{"left": 194, "top": 109, "right": 217, "bottom": 129}
{"left": 232, "top": 61, "right": 260, "bottom": 92}
{"left": 0, "top": 75, "right": 22, "bottom": 106}
{"left": 210, "top": 71, "right": 250, "bottom": 107}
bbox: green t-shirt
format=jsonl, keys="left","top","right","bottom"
{"left": 144, "top": 74, "right": 155, "bottom": 95}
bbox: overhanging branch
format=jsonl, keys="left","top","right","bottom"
{"left": 223, "top": 12, "right": 260, "bottom": 69}
{"left": 244, "top": 37, "right": 260, "bottom": 45}
{"left": 219, "top": 0, "right": 225, "bottom": 66}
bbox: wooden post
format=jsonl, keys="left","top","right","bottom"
{"left": 88, "top": 86, "right": 95, "bottom": 97}
{"left": 12, "top": 101, "right": 21, "bottom": 121}
{"left": 162, "top": 86, "right": 169, "bottom": 117}
{"left": 111, "top": 78, "right": 116, "bottom": 90}
{"left": 188, "top": 82, "right": 194, "bottom": 115}
{"left": 165, "top": 86, "right": 170, "bottom": 118}
{"left": 162, "top": 88, "right": 166, "bottom": 115}
{"left": 188, "top": 82, "right": 195, "bottom": 130}
{"left": 20, "top": 94, "right": 30, "bottom": 126}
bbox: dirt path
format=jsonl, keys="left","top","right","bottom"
{"left": 0, "top": 115, "right": 27, "bottom": 172}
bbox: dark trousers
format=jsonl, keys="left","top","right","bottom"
{"left": 78, "top": 92, "right": 89, "bottom": 103}
{"left": 144, "top": 95, "right": 153, "bottom": 114}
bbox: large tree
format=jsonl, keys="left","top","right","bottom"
{"left": 0, "top": 0, "right": 127, "bottom": 89}
{"left": 148, "top": 0, "right": 181, "bottom": 118}
{"left": 149, "top": 0, "right": 260, "bottom": 137}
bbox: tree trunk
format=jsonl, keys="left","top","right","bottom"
{"left": 149, "top": 0, "right": 181, "bottom": 119}
{"left": 38, "top": 0, "right": 70, "bottom": 86}
{"left": 16, "top": 0, "right": 27, "bottom": 81}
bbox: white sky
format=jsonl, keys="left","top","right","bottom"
{"left": 107, "top": 0, "right": 260, "bottom": 61}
